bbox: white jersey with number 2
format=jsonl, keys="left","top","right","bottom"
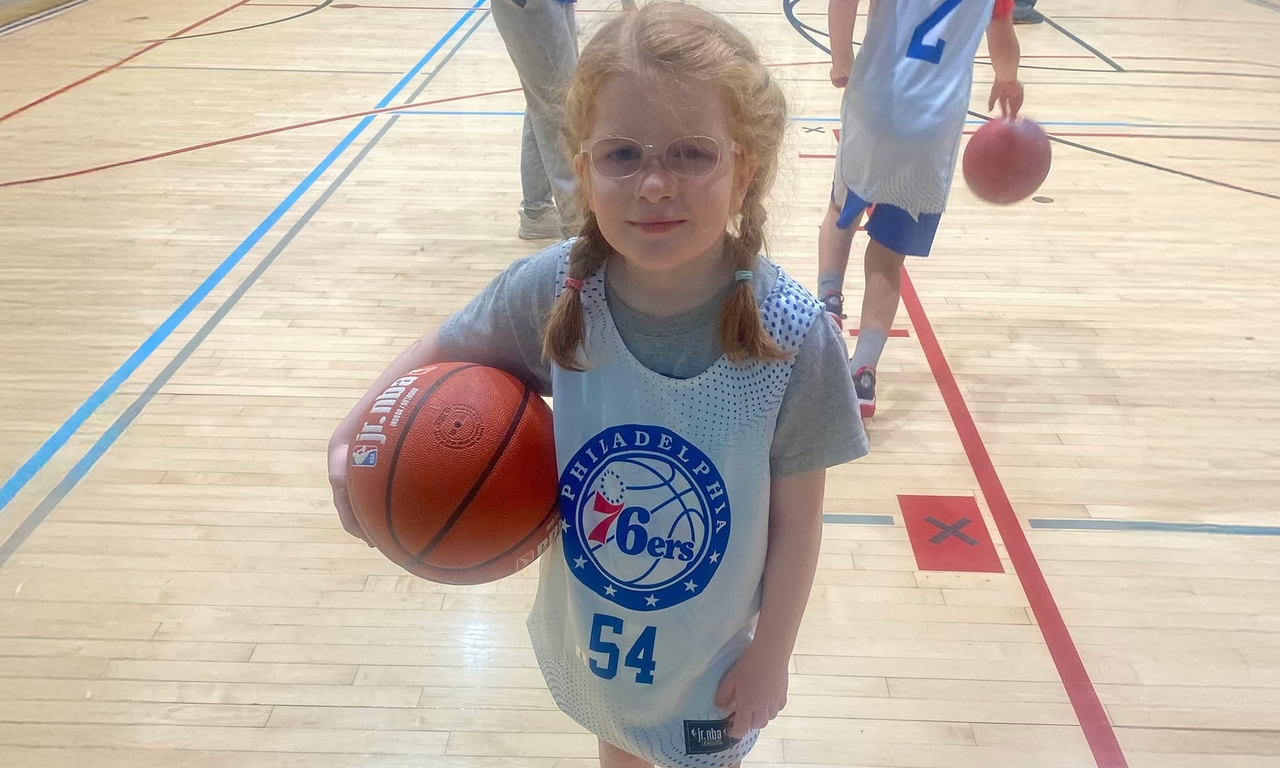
{"left": 838, "top": 0, "right": 998, "bottom": 218}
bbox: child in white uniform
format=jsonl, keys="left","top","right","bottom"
{"left": 330, "top": 4, "right": 866, "bottom": 767}
{"left": 820, "top": 0, "right": 1025, "bottom": 417}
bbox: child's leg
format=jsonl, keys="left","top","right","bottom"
{"left": 851, "top": 194, "right": 947, "bottom": 418}
{"left": 817, "top": 190, "right": 864, "bottom": 326}
{"left": 818, "top": 200, "right": 858, "bottom": 294}
{"left": 850, "top": 237, "right": 905, "bottom": 371}
{"left": 845, "top": 238, "right": 903, "bottom": 418}
{"left": 598, "top": 740, "right": 740, "bottom": 768}
{"left": 491, "top": 0, "right": 580, "bottom": 234}
{"left": 598, "top": 739, "right": 653, "bottom": 768}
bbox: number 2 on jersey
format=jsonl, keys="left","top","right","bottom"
{"left": 907, "top": 0, "right": 964, "bottom": 64}
{"left": 589, "top": 613, "right": 657, "bottom": 685}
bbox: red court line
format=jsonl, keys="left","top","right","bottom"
{"left": 0, "top": 0, "right": 254, "bottom": 124}
{"left": 0, "top": 55, "right": 828, "bottom": 187}
{"left": 251, "top": 1, "right": 827, "bottom": 15}
{"left": 899, "top": 267, "right": 1128, "bottom": 768}
{"left": 0, "top": 87, "right": 522, "bottom": 188}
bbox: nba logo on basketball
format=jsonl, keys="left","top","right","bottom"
{"left": 559, "top": 424, "right": 732, "bottom": 612}
{"left": 351, "top": 445, "right": 378, "bottom": 467}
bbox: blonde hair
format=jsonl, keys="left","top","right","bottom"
{"left": 542, "top": 1, "right": 789, "bottom": 371}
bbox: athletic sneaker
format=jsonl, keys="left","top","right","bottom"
{"left": 853, "top": 365, "right": 876, "bottom": 419}
{"left": 518, "top": 208, "right": 563, "bottom": 241}
{"left": 1013, "top": 6, "right": 1044, "bottom": 24}
{"left": 820, "top": 290, "right": 846, "bottom": 330}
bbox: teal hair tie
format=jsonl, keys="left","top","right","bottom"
{"left": 734, "top": 270, "right": 753, "bottom": 282}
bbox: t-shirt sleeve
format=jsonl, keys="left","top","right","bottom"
{"left": 770, "top": 312, "right": 869, "bottom": 477}
{"left": 993, "top": 0, "right": 1015, "bottom": 18}
{"left": 435, "top": 243, "right": 563, "bottom": 396}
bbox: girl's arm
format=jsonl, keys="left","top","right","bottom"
{"left": 828, "top": 0, "right": 860, "bottom": 88}
{"left": 327, "top": 328, "right": 451, "bottom": 542}
{"left": 716, "top": 467, "right": 826, "bottom": 738}
{"left": 986, "top": 13, "right": 1024, "bottom": 116}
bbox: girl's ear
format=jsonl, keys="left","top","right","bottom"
{"left": 730, "top": 150, "right": 759, "bottom": 215}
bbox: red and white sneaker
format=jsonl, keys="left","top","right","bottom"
{"left": 820, "top": 291, "right": 846, "bottom": 330}
{"left": 852, "top": 365, "right": 876, "bottom": 419}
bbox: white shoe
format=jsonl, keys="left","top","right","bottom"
{"left": 518, "top": 209, "right": 563, "bottom": 240}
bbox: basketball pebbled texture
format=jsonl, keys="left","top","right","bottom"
{"left": 962, "top": 117, "right": 1052, "bottom": 205}
{"left": 346, "top": 363, "right": 559, "bottom": 585}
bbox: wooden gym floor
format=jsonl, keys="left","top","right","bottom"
{"left": 1, "top": 0, "right": 1279, "bottom": 766}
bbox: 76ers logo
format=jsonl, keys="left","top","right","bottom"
{"left": 559, "top": 424, "right": 730, "bottom": 612}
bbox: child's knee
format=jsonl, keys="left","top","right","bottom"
{"left": 823, "top": 199, "right": 845, "bottom": 226}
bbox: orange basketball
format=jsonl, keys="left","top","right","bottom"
{"left": 962, "top": 117, "right": 1052, "bottom": 205}
{"left": 345, "top": 362, "right": 559, "bottom": 585}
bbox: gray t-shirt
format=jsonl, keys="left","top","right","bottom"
{"left": 437, "top": 245, "right": 868, "bottom": 476}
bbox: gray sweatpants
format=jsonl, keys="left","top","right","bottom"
{"left": 490, "top": 0, "right": 580, "bottom": 228}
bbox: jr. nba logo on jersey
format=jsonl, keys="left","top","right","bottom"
{"left": 559, "top": 424, "right": 731, "bottom": 612}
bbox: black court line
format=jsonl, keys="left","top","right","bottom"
{"left": 982, "top": 80, "right": 1277, "bottom": 93}
{"left": 782, "top": 0, "right": 1280, "bottom": 202}
{"left": 785, "top": 0, "right": 1117, "bottom": 75}
{"left": 966, "top": 106, "right": 1280, "bottom": 202}
{"left": 1039, "top": 14, "right": 1124, "bottom": 72}
{"left": 1014, "top": 63, "right": 1116, "bottom": 74}
{"left": 0, "top": 9, "right": 490, "bottom": 569}
{"left": 147, "top": 0, "right": 333, "bottom": 42}
{"left": 1126, "top": 68, "right": 1280, "bottom": 81}
{"left": 1032, "top": 125, "right": 1280, "bottom": 201}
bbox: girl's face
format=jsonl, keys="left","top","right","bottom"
{"left": 576, "top": 73, "right": 757, "bottom": 275}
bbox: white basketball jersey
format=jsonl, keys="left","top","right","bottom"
{"left": 526, "top": 253, "right": 821, "bottom": 767}
{"left": 839, "top": 0, "right": 997, "bottom": 217}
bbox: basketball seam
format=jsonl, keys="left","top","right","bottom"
{"left": 422, "top": 496, "right": 559, "bottom": 575}
{"left": 409, "top": 382, "right": 534, "bottom": 563}
{"left": 383, "top": 363, "right": 479, "bottom": 562}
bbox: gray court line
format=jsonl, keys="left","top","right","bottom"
{"left": 1239, "top": 0, "right": 1280, "bottom": 13}
{"left": 0, "top": 10, "right": 490, "bottom": 569}
{"left": 0, "top": 0, "right": 95, "bottom": 37}
{"left": 1029, "top": 518, "right": 1280, "bottom": 537}
{"left": 1040, "top": 14, "right": 1125, "bottom": 72}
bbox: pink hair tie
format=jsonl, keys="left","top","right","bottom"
{"left": 563, "top": 277, "right": 585, "bottom": 292}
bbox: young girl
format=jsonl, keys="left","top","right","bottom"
{"left": 329, "top": 4, "right": 867, "bottom": 766}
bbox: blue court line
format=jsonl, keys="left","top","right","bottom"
{"left": 403, "top": 111, "right": 1147, "bottom": 126}
{"left": 395, "top": 111, "right": 1150, "bottom": 126}
{"left": 393, "top": 110, "right": 1280, "bottom": 131}
{"left": 1029, "top": 518, "right": 1280, "bottom": 537}
{"left": 823, "top": 514, "right": 896, "bottom": 526}
{"left": 800, "top": 118, "right": 1280, "bottom": 129}
{"left": 0, "top": 0, "right": 487, "bottom": 517}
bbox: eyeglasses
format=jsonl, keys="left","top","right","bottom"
{"left": 580, "top": 135, "right": 740, "bottom": 180}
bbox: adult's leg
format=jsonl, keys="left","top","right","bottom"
{"left": 491, "top": 0, "right": 581, "bottom": 233}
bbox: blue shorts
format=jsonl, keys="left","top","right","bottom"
{"left": 831, "top": 183, "right": 943, "bottom": 257}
